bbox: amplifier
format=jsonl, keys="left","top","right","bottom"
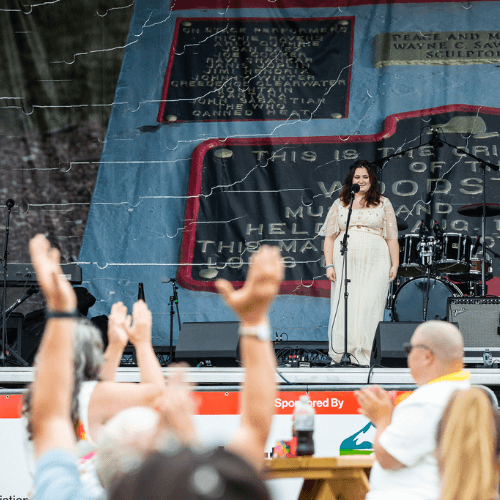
{"left": 447, "top": 297, "right": 500, "bottom": 349}
{"left": 176, "top": 321, "right": 240, "bottom": 367}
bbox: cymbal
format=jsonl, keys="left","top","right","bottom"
{"left": 396, "top": 217, "right": 409, "bottom": 231}
{"left": 457, "top": 203, "right": 500, "bottom": 217}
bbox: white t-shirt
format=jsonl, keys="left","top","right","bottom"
{"left": 76, "top": 380, "right": 99, "bottom": 456}
{"left": 76, "top": 381, "right": 105, "bottom": 500}
{"left": 367, "top": 379, "right": 471, "bottom": 500}
{"left": 24, "top": 380, "right": 103, "bottom": 499}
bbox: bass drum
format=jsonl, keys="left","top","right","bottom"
{"left": 392, "top": 276, "right": 462, "bottom": 322}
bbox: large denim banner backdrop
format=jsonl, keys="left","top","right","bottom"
{"left": 2, "top": 1, "right": 499, "bottom": 343}
{"left": 79, "top": 0, "right": 500, "bottom": 342}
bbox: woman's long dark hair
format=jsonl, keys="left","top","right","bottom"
{"left": 339, "top": 160, "right": 381, "bottom": 207}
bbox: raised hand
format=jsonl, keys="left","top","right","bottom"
{"left": 126, "top": 300, "right": 152, "bottom": 346}
{"left": 107, "top": 301, "right": 130, "bottom": 348}
{"left": 157, "top": 363, "right": 197, "bottom": 445}
{"left": 29, "top": 234, "right": 76, "bottom": 313}
{"left": 215, "top": 245, "right": 284, "bottom": 326}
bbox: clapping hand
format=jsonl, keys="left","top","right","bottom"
{"left": 355, "top": 385, "right": 395, "bottom": 426}
{"left": 107, "top": 301, "right": 130, "bottom": 348}
{"left": 157, "top": 364, "right": 197, "bottom": 445}
{"left": 126, "top": 300, "right": 152, "bottom": 346}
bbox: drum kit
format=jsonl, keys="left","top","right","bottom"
{"left": 389, "top": 203, "right": 500, "bottom": 323}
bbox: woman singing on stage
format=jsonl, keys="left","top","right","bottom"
{"left": 320, "top": 160, "right": 399, "bottom": 366}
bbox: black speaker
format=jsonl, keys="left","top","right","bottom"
{"left": 370, "top": 322, "right": 418, "bottom": 368}
{"left": 4, "top": 312, "right": 24, "bottom": 345}
{"left": 371, "top": 320, "right": 460, "bottom": 368}
{"left": 447, "top": 297, "right": 500, "bottom": 348}
{"left": 176, "top": 321, "right": 240, "bottom": 367}
{"left": 21, "top": 309, "right": 46, "bottom": 365}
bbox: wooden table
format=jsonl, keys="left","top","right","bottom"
{"left": 264, "top": 456, "right": 374, "bottom": 500}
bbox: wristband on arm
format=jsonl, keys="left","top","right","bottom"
{"left": 45, "top": 310, "right": 79, "bottom": 320}
{"left": 239, "top": 321, "right": 271, "bottom": 342}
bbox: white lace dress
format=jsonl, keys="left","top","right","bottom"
{"left": 320, "top": 196, "right": 398, "bottom": 365}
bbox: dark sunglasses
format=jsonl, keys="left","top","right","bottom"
{"left": 403, "top": 343, "right": 433, "bottom": 356}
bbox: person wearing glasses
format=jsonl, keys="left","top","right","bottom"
{"left": 355, "top": 320, "right": 470, "bottom": 500}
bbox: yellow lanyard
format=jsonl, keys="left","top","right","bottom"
{"left": 394, "top": 370, "right": 470, "bottom": 405}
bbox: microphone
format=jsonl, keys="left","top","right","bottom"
{"left": 161, "top": 277, "right": 177, "bottom": 283}
{"left": 472, "top": 236, "right": 481, "bottom": 256}
{"left": 351, "top": 184, "right": 361, "bottom": 194}
{"left": 418, "top": 220, "right": 426, "bottom": 238}
{"left": 433, "top": 220, "right": 444, "bottom": 238}
{"left": 6, "top": 199, "right": 15, "bottom": 209}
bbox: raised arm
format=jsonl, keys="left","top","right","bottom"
{"left": 100, "top": 301, "right": 130, "bottom": 382}
{"left": 216, "top": 245, "right": 284, "bottom": 471}
{"left": 29, "top": 235, "right": 78, "bottom": 458}
{"left": 88, "top": 300, "right": 165, "bottom": 436}
{"left": 157, "top": 363, "right": 197, "bottom": 446}
{"left": 127, "top": 300, "right": 165, "bottom": 388}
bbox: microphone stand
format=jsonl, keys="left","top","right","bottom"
{"left": 1, "top": 200, "right": 29, "bottom": 367}
{"left": 369, "top": 128, "right": 442, "bottom": 178}
{"left": 2, "top": 285, "right": 39, "bottom": 360}
{"left": 168, "top": 278, "right": 181, "bottom": 366}
{"left": 370, "top": 129, "right": 498, "bottom": 298}
{"left": 437, "top": 137, "right": 499, "bottom": 297}
{"left": 339, "top": 186, "right": 359, "bottom": 366}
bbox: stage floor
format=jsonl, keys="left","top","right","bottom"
{"left": 1, "top": 366, "right": 500, "bottom": 393}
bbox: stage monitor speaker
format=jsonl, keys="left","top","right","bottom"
{"left": 370, "top": 322, "right": 418, "bottom": 368}
{"left": 447, "top": 297, "right": 500, "bottom": 348}
{"left": 4, "top": 312, "right": 24, "bottom": 345}
{"left": 371, "top": 320, "right": 460, "bottom": 368}
{"left": 176, "top": 321, "right": 240, "bottom": 367}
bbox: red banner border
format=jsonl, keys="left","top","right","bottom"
{"left": 177, "top": 104, "right": 500, "bottom": 295}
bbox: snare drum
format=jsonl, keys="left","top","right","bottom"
{"left": 434, "top": 233, "right": 472, "bottom": 273}
{"left": 398, "top": 234, "right": 425, "bottom": 277}
{"left": 449, "top": 256, "right": 493, "bottom": 282}
{"left": 392, "top": 276, "right": 462, "bottom": 322}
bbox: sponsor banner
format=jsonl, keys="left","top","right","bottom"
{"left": 1, "top": 390, "right": 395, "bottom": 418}
{"left": 195, "top": 390, "right": 369, "bottom": 414}
{"left": 1, "top": 389, "right": 406, "bottom": 495}
{"left": 0, "top": 394, "right": 23, "bottom": 418}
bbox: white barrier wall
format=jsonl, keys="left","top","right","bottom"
{"left": 0, "top": 390, "right": 379, "bottom": 498}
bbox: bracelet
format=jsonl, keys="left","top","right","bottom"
{"left": 325, "top": 264, "right": 334, "bottom": 269}
{"left": 239, "top": 321, "right": 271, "bottom": 341}
{"left": 45, "top": 310, "right": 79, "bottom": 319}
